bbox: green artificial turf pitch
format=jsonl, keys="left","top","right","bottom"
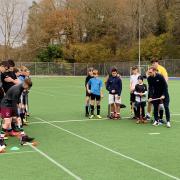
{"left": 1, "top": 77, "right": 180, "bottom": 180}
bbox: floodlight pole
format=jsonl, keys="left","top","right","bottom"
{"left": 138, "top": 0, "right": 141, "bottom": 73}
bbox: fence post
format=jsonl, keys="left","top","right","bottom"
{"left": 61, "top": 63, "right": 63, "bottom": 76}
{"left": 73, "top": 63, "right": 76, "bottom": 76}
{"left": 48, "top": 62, "right": 50, "bottom": 75}
{"left": 163, "top": 60, "right": 166, "bottom": 68}
{"left": 35, "top": 62, "right": 37, "bottom": 76}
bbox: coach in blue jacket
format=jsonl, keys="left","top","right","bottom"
{"left": 106, "top": 68, "right": 122, "bottom": 119}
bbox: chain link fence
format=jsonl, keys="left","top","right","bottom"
{"left": 16, "top": 59, "right": 180, "bottom": 77}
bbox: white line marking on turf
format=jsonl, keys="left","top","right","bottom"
{"left": 148, "top": 133, "right": 160, "bottom": 135}
{"left": 35, "top": 117, "right": 180, "bottom": 180}
{"left": 29, "top": 114, "right": 180, "bottom": 125}
{"left": 0, "top": 151, "right": 35, "bottom": 156}
{"left": 28, "top": 143, "right": 82, "bottom": 180}
{"left": 30, "top": 116, "right": 131, "bottom": 125}
{"left": 30, "top": 118, "right": 109, "bottom": 124}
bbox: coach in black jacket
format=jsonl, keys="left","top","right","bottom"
{"left": 147, "top": 67, "right": 171, "bottom": 128}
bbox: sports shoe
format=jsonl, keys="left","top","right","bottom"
{"left": 113, "top": 113, "right": 121, "bottom": 120}
{"left": 153, "top": 121, "right": 159, "bottom": 126}
{"left": 85, "top": 113, "right": 89, "bottom": 117}
{"left": 26, "top": 113, "right": 30, "bottom": 117}
{"left": 130, "top": 113, "right": 134, "bottom": 119}
{"left": 159, "top": 119, "right": 165, "bottom": 124}
{"left": 142, "top": 119, "right": 148, "bottom": 124}
{"left": 0, "top": 139, "right": 6, "bottom": 153}
{"left": 20, "top": 135, "right": 35, "bottom": 145}
{"left": 145, "top": 114, "right": 151, "bottom": 121}
{"left": 136, "top": 119, "right": 141, "bottom": 124}
{"left": 89, "top": 115, "right": 94, "bottom": 119}
{"left": 167, "top": 122, "right": 171, "bottom": 128}
{"left": 109, "top": 114, "right": 114, "bottom": 119}
{"left": 116, "top": 114, "right": 121, "bottom": 120}
{"left": 4, "top": 136, "right": 8, "bottom": 140}
{"left": 23, "top": 118, "right": 29, "bottom": 126}
{"left": 97, "top": 115, "right": 102, "bottom": 119}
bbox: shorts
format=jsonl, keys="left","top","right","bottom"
{"left": 91, "top": 94, "right": 101, "bottom": 101}
{"left": 86, "top": 91, "right": 91, "bottom": 97}
{"left": 1, "top": 107, "right": 18, "bottom": 119}
{"left": 109, "top": 94, "right": 121, "bottom": 105}
{"left": 130, "top": 92, "right": 135, "bottom": 103}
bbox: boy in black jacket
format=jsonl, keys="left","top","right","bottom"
{"left": 147, "top": 67, "right": 171, "bottom": 128}
{"left": 106, "top": 68, "right": 122, "bottom": 119}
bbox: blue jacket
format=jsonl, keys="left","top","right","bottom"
{"left": 88, "top": 77, "right": 103, "bottom": 96}
{"left": 106, "top": 76, "right": 122, "bottom": 96}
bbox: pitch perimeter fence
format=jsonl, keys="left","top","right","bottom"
{"left": 16, "top": 59, "right": 180, "bottom": 77}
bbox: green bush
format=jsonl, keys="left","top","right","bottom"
{"left": 37, "top": 44, "right": 63, "bottom": 62}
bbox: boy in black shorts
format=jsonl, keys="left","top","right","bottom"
{"left": 85, "top": 67, "right": 94, "bottom": 117}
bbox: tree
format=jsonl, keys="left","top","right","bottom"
{"left": 24, "top": 0, "right": 180, "bottom": 62}
{"left": 0, "top": 0, "right": 28, "bottom": 59}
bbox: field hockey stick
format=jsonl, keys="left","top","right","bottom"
{"left": 120, "top": 104, "right": 126, "bottom": 108}
{"left": 148, "top": 97, "right": 162, "bottom": 102}
{"left": 113, "top": 95, "right": 126, "bottom": 109}
{"left": 113, "top": 95, "right": 117, "bottom": 113}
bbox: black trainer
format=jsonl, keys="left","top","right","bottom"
{"left": 20, "top": 135, "right": 34, "bottom": 145}
{"left": 85, "top": 113, "right": 89, "bottom": 117}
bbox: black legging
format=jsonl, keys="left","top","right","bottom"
{"left": 135, "top": 101, "right": 146, "bottom": 118}
{"left": 152, "top": 97, "right": 170, "bottom": 122}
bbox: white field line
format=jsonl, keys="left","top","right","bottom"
{"left": 28, "top": 143, "right": 82, "bottom": 180}
{"left": 35, "top": 116, "right": 180, "bottom": 180}
{"left": 29, "top": 114, "right": 180, "bottom": 125}
{"left": 0, "top": 151, "right": 35, "bottom": 156}
{"left": 148, "top": 133, "right": 160, "bottom": 135}
{"left": 29, "top": 118, "right": 109, "bottom": 125}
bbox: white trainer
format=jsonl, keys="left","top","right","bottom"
{"left": 167, "top": 122, "right": 171, "bottom": 128}
{"left": 97, "top": 115, "right": 102, "bottom": 119}
{"left": 89, "top": 115, "right": 94, "bottom": 119}
{"left": 153, "top": 121, "right": 159, "bottom": 126}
